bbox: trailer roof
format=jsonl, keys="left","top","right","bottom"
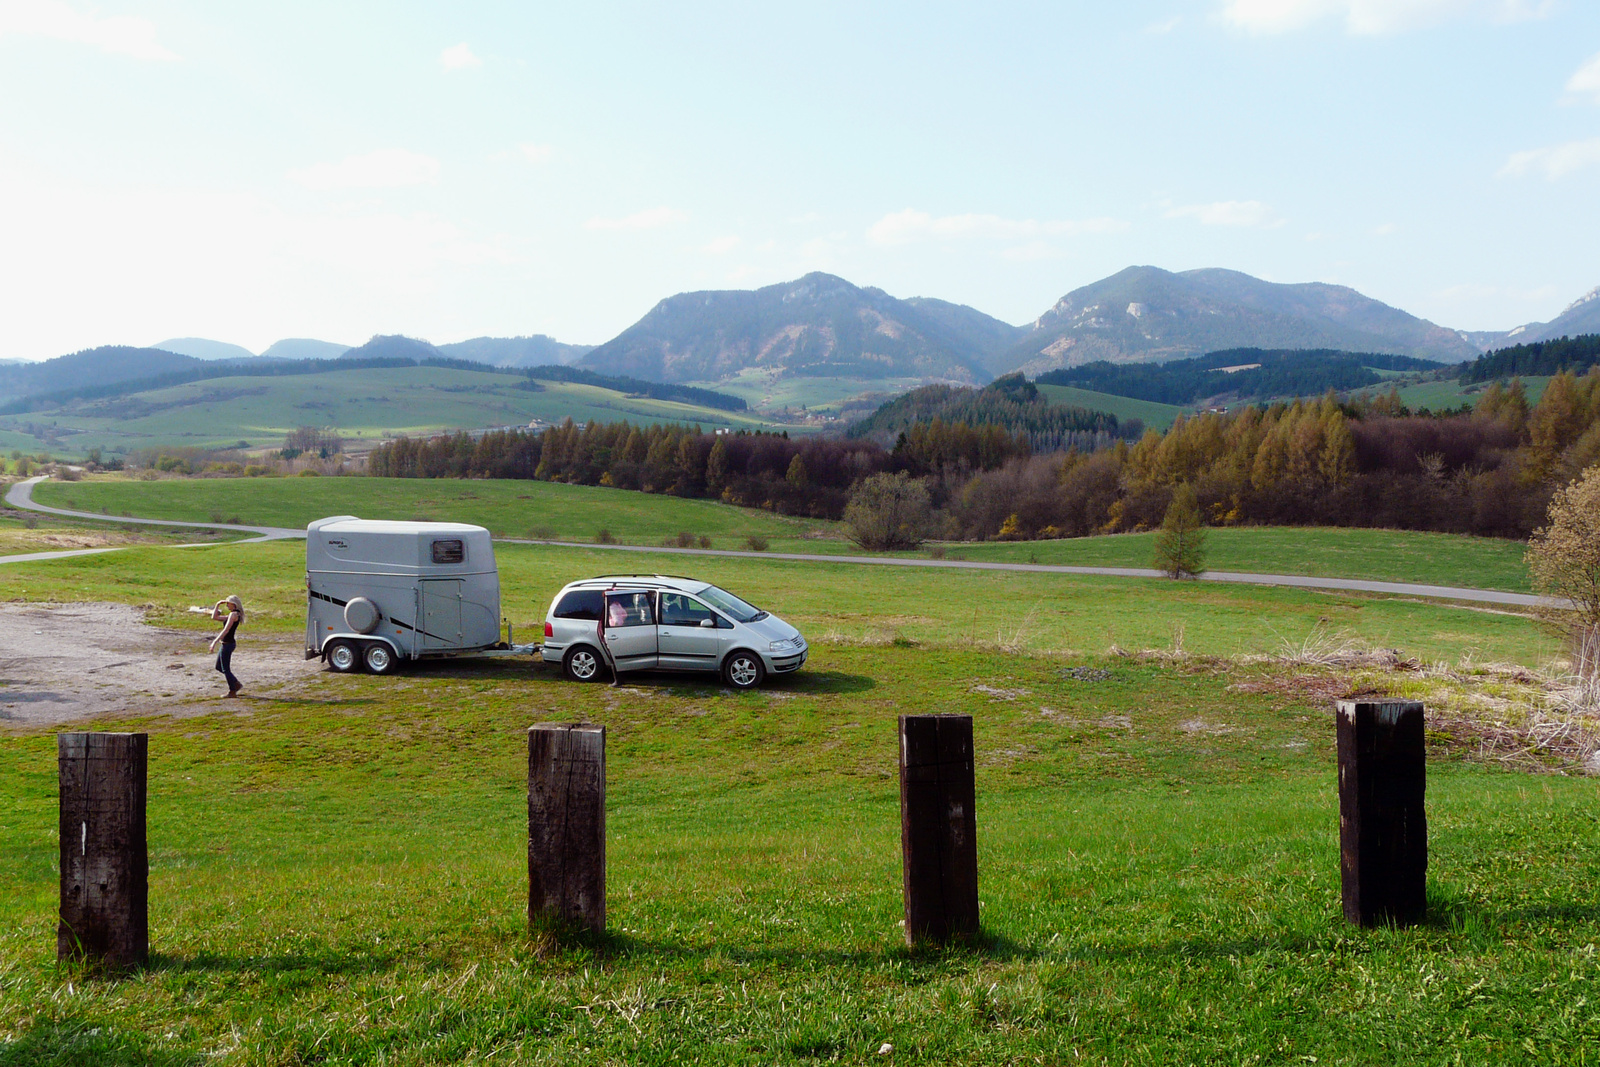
{"left": 310, "top": 517, "right": 489, "bottom": 535}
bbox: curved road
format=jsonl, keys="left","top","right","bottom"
{"left": 2, "top": 476, "right": 1560, "bottom": 609}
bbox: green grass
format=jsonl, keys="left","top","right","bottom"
{"left": 1035, "top": 384, "right": 1188, "bottom": 431}
{"left": 34, "top": 476, "right": 841, "bottom": 553}
{"left": 0, "top": 536, "right": 1592, "bottom": 1064}
{"left": 0, "top": 367, "right": 789, "bottom": 458}
{"left": 940, "top": 526, "right": 1533, "bottom": 594}
{"left": 0, "top": 539, "right": 1558, "bottom": 667}
{"left": 35, "top": 478, "right": 1535, "bottom": 594}
{"left": 1395, "top": 376, "right": 1552, "bottom": 413}
{"left": 683, "top": 372, "right": 925, "bottom": 416}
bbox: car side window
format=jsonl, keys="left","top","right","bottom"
{"left": 555, "top": 590, "right": 603, "bottom": 621}
{"left": 606, "top": 593, "right": 654, "bottom": 627}
{"left": 661, "top": 594, "right": 716, "bottom": 627}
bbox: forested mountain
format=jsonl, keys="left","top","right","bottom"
{"left": 1459, "top": 334, "right": 1600, "bottom": 383}
{"left": 998, "top": 266, "right": 1479, "bottom": 373}
{"left": 577, "top": 272, "right": 1009, "bottom": 384}
{"left": 340, "top": 335, "right": 446, "bottom": 361}
{"left": 901, "top": 297, "right": 1029, "bottom": 372}
{"left": 848, "top": 372, "right": 1127, "bottom": 454}
{"left": 1036, "top": 348, "right": 1441, "bottom": 406}
{"left": 0, "top": 346, "right": 203, "bottom": 405}
{"left": 440, "top": 335, "right": 593, "bottom": 367}
{"left": 1474, "top": 287, "right": 1600, "bottom": 348}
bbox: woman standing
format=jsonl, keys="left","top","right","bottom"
{"left": 209, "top": 595, "right": 244, "bottom": 697}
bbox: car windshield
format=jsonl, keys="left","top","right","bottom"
{"left": 696, "top": 584, "right": 766, "bottom": 623}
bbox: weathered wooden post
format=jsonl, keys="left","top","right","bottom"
{"left": 898, "top": 714, "right": 979, "bottom": 946}
{"left": 1336, "top": 699, "right": 1427, "bottom": 927}
{"left": 528, "top": 723, "right": 606, "bottom": 933}
{"left": 58, "top": 732, "right": 148, "bottom": 970}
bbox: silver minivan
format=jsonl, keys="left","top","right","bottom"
{"left": 541, "top": 574, "right": 807, "bottom": 689}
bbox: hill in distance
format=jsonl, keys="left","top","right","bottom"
{"left": 0, "top": 346, "right": 203, "bottom": 406}
{"left": 1478, "top": 286, "right": 1600, "bottom": 348}
{"left": 999, "top": 266, "right": 1481, "bottom": 374}
{"left": 578, "top": 272, "right": 1017, "bottom": 386}
{"left": 260, "top": 338, "right": 352, "bottom": 361}
{"left": 153, "top": 337, "right": 258, "bottom": 361}
{"left": 440, "top": 335, "right": 593, "bottom": 367}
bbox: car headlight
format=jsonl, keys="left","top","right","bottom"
{"left": 770, "top": 637, "right": 805, "bottom": 652}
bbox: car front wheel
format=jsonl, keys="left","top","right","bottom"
{"left": 326, "top": 640, "right": 358, "bottom": 673}
{"left": 564, "top": 645, "right": 604, "bottom": 683}
{"left": 722, "top": 650, "right": 765, "bottom": 690}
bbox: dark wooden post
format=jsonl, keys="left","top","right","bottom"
{"left": 58, "top": 732, "right": 148, "bottom": 970}
{"left": 528, "top": 723, "right": 605, "bottom": 933}
{"left": 898, "top": 714, "right": 979, "bottom": 946}
{"left": 1336, "top": 699, "right": 1427, "bottom": 927}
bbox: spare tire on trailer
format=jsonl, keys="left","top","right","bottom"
{"left": 344, "top": 597, "right": 379, "bottom": 634}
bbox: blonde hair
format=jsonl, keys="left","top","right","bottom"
{"left": 224, "top": 595, "right": 243, "bottom": 619}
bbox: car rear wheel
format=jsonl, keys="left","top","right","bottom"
{"left": 363, "top": 643, "right": 397, "bottom": 675}
{"left": 326, "top": 640, "right": 358, "bottom": 673}
{"left": 722, "top": 650, "right": 765, "bottom": 690}
{"left": 564, "top": 645, "right": 604, "bottom": 683}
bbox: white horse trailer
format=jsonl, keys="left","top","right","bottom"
{"left": 305, "top": 515, "right": 524, "bottom": 674}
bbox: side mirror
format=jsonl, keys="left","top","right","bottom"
{"left": 699, "top": 618, "right": 716, "bottom": 628}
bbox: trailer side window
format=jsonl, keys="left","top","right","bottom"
{"left": 431, "top": 539, "right": 465, "bottom": 564}
{"left": 555, "top": 589, "right": 603, "bottom": 621}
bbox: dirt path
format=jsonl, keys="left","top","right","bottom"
{"left": 0, "top": 602, "right": 313, "bottom": 728}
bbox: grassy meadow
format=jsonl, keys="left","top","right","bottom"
{"left": 33, "top": 476, "right": 1534, "bottom": 593}
{"left": 1034, "top": 384, "right": 1188, "bottom": 432}
{"left": 0, "top": 528, "right": 1595, "bottom": 1063}
{"left": 0, "top": 366, "right": 785, "bottom": 458}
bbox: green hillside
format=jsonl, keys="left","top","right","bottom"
{"left": 1035, "top": 383, "right": 1187, "bottom": 430}
{"left": 1395, "top": 375, "right": 1551, "bottom": 412}
{"left": 0, "top": 365, "right": 786, "bottom": 458}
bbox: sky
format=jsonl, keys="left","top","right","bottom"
{"left": 0, "top": 0, "right": 1597, "bottom": 359}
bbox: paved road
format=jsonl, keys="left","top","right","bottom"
{"left": 3, "top": 476, "right": 1559, "bottom": 608}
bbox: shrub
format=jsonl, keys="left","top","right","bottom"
{"left": 55, "top": 466, "right": 81, "bottom": 481}
{"left": 698, "top": 535, "right": 712, "bottom": 549}
{"left": 744, "top": 535, "right": 769, "bottom": 552}
{"left": 664, "top": 531, "right": 696, "bottom": 548}
{"left": 244, "top": 465, "right": 271, "bottom": 477}
{"left": 843, "top": 472, "right": 933, "bottom": 550}
{"left": 1529, "top": 464, "right": 1600, "bottom": 629}
{"left": 297, "top": 469, "right": 321, "bottom": 477}
{"left": 595, "top": 528, "right": 617, "bottom": 545}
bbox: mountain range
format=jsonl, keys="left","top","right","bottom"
{"left": 12, "top": 266, "right": 1598, "bottom": 412}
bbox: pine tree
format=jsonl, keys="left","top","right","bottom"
{"left": 1153, "top": 483, "right": 1207, "bottom": 579}
{"left": 705, "top": 437, "right": 729, "bottom": 494}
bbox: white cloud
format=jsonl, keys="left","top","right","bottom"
{"left": 0, "top": 0, "right": 178, "bottom": 60}
{"left": 702, "top": 235, "right": 740, "bottom": 255}
{"left": 1146, "top": 15, "right": 1183, "bottom": 32}
{"left": 866, "top": 208, "right": 1125, "bottom": 246}
{"left": 1219, "top": 0, "right": 1551, "bottom": 35}
{"left": 288, "top": 149, "right": 441, "bottom": 190}
{"left": 519, "top": 143, "right": 554, "bottom": 163}
{"left": 1499, "top": 137, "right": 1600, "bottom": 179}
{"left": 1566, "top": 52, "right": 1600, "bottom": 105}
{"left": 1164, "top": 200, "right": 1283, "bottom": 227}
{"left": 583, "top": 206, "right": 687, "bottom": 231}
{"left": 439, "top": 42, "right": 481, "bottom": 71}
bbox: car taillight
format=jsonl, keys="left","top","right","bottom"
{"left": 544, "top": 621, "right": 553, "bottom": 637}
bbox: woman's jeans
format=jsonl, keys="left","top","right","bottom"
{"left": 215, "top": 639, "right": 240, "bottom": 691}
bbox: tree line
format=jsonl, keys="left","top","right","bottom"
{"left": 366, "top": 417, "right": 1034, "bottom": 519}
{"left": 365, "top": 366, "right": 1600, "bottom": 543}
{"left": 1458, "top": 334, "right": 1600, "bottom": 384}
{"left": 1034, "top": 348, "right": 1440, "bottom": 406}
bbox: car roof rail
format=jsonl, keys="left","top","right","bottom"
{"left": 587, "top": 573, "right": 698, "bottom": 583}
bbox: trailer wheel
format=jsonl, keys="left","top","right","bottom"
{"left": 326, "top": 640, "right": 359, "bottom": 673}
{"left": 564, "top": 645, "right": 604, "bottom": 683}
{"left": 363, "top": 643, "right": 397, "bottom": 675}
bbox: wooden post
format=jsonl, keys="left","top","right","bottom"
{"left": 1336, "top": 699, "right": 1427, "bottom": 928}
{"left": 528, "top": 723, "right": 606, "bottom": 933}
{"left": 58, "top": 732, "right": 148, "bottom": 970}
{"left": 898, "top": 714, "right": 979, "bottom": 946}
